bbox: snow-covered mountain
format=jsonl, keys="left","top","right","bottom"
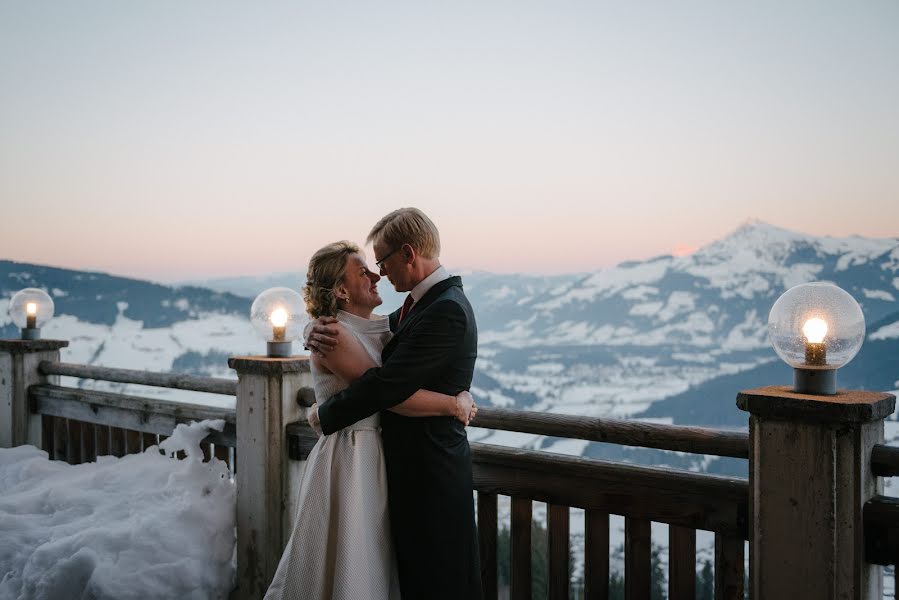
{"left": 0, "top": 263, "right": 256, "bottom": 406}
{"left": 471, "top": 222, "right": 898, "bottom": 412}
{"left": 3, "top": 221, "right": 899, "bottom": 473}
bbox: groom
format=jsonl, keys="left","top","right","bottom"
{"left": 306, "top": 207, "right": 482, "bottom": 600}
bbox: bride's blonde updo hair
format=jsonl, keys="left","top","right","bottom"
{"left": 303, "top": 241, "right": 360, "bottom": 318}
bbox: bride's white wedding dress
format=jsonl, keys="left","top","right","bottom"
{"left": 265, "top": 310, "right": 401, "bottom": 600}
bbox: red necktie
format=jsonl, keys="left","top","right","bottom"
{"left": 399, "top": 294, "right": 414, "bottom": 324}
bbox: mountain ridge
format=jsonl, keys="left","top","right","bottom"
{"left": 3, "top": 221, "right": 898, "bottom": 473}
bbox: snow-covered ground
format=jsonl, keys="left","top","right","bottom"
{"left": 0, "top": 421, "right": 235, "bottom": 600}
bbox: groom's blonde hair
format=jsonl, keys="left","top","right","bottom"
{"left": 367, "top": 207, "right": 440, "bottom": 259}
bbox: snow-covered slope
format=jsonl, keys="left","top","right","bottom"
{"left": 469, "top": 222, "right": 898, "bottom": 423}
{"left": 0, "top": 262, "right": 257, "bottom": 407}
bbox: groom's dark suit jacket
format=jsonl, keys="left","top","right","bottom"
{"left": 318, "top": 275, "right": 482, "bottom": 600}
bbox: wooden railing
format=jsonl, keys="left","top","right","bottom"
{"left": 4, "top": 351, "right": 898, "bottom": 599}
{"left": 34, "top": 361, "right": 239, "bottom": 469}
{"left": 287, "top": 406, "right": 750, "bottom": 600}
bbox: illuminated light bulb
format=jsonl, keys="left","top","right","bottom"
{"left": 25, "top": 302, "right": 38, "bottom": 329}
{"left": 802, "top": 317, "right": 828, "bottom": 366}
{"left": 802, "top": 318, "right": 827, "bottom": 344}
{"left": 270, "top": 307, "right": 288, "bottom": 341}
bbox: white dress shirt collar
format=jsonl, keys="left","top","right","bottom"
{"left": 409, "top": 265, "right": 450, "bottom": 305}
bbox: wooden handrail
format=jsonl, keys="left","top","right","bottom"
{"left": 40, "top": 361, "right": 239, "bottom": 395}
{"left": 285, "top": 420, "right": 749, "bottom": 536}
{"left": 30, "top": 384, "right": 237, "bottom": 446}
{"left": 473, "top": 441, "right": 748, "bottom": 536}
{"left": 473, "top": 406, "right": 749, "bottom": 458}
{"left": 864, "top": 495, "right": 899, "bottom": 565}
{"left": 871, "top": 444, "right": 899, "bottom": 476}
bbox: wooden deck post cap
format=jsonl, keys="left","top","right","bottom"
{"left": 0, "top": 340, "right": 69, "bottom": 353}
{"left": 736, "top": 385, "right": 895, "bottom": 424}
{"left": 227, "top": 355, "right": 310, "bottom": 376}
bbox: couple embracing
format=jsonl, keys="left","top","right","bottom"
{"left": 265, "top": 208, "right": 483, "bottom": 600}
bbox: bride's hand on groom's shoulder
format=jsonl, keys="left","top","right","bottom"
{"left": 305, "top": 316, "right": 340, "bottom": 356}
{"left": 454, "top": 391, "right": 477, "bottom": 427}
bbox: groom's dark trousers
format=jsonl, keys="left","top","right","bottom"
{"left": 318, "top": 276, "right": 482, "bottom": 600}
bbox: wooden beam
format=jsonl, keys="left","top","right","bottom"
{"left": 41, "top": 415, "right": 55, "bottom": 457}
{"left": 865, "top": 495, "right": 899, "bottom": 565}
{"left": 871, "top": 444, "right": 899, "bottom": 476}
{"left": 478, "top": 492, "right": 498, "bottom": 600}
{"left": 472, "top": 442, "right": 748, "bottom": 537}
{"left": 82, "top": 423, "right": 97, "bottom": 463}
{"left": 714, "top": 534, "right": 744, "bottom": 600}
{"left": 584, "top": 510, "right": 609, "bottom": 600}
{"left": 473, "top": 406, "right": 748, "bottom": 458}
{"left": 624, "top": 518, "right": 650, "bottom": 600}
{"left": 110, "top": 426, "right": 126, "bottom": 457}
{"left": 548, "top": 504, "right": 570, "bottom": 600}
{"left": 668, "top": 525, "right": 696, "bottom": 600}
{"left": 287, "top": 423, "right": 749, "bottom": 537}
{"left": 287, "top": 426, "right": 750, "bottom": 537}
{"left": 511, "top": 497, "right": 532, "bottom": 600}
{"left": 30, "top": 384, "right": 236, "bottom": 447}
{"left": 40, "top": 361, "right": 239, "bottom": 396}
{"left": 96, "top": 424, "right": 110, "bottom": 457}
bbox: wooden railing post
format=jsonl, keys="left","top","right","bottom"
{"left": 738, "top": 386, "right": 896, "bottom": 599}
{"left": 228, "top": 355, "right": 309, "bottom": 600}
{"left": 0, "top": 340, "right": 68, "bottom": 449}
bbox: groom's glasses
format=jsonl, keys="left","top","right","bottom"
{"left": 375, "top": 247, "right": 400, "bottom": 270}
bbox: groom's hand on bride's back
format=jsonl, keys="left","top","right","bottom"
{"left": 304, "top": 316, "right": 340, "bottom": 356}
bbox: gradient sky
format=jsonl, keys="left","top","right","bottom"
{"left": 1, "top": 1, "right": 897, "bottom": 282}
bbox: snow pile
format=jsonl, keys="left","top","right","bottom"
{"left": 0, "top": 420, "right": 235, "bottom": 600}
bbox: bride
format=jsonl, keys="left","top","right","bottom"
{"left": 264, "top": 241, "right": 476, "bottom": 600}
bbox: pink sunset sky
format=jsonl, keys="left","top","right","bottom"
{"left": 1, "top": 2, "right": 897, "bottom": 282}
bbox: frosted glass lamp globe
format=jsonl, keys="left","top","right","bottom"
{"left": 8, "top": 288, "right": 55, "bottom": 340}
{"left": 767, "top": 282, "right": 865, "bottom": 395}
{"left": 250, "top": 287, "right": 304, "bottom": 357}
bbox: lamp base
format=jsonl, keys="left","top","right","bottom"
{"left": 21, "top": 327, "right": 40, "bottom": 341}
{"left": 793, "top": 368, "right": 837, "bottom": 395}
{"left": 266, "top": 341, "right": 292, "bottom": 358}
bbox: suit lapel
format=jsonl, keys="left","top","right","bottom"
{"left": 382, "top": 276, "right": 462, "bottom": 356}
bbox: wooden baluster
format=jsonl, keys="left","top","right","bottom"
{"left": 714, "top": 534, "right": 744, "bottom": 600}
{"left": 53, "top": 417, "right": 68, "bottom": 461}
{"left": 95, "top": 425, "right": 110, "bottom": 457}
{"left": 110, "top": 427, "right": 126, "bottom": 457}
{"left": 41, "top": 415, "right": 55, "bottom": 458}
{"left": 584, "top": 510, "right": 609, "bottom": 600}
{"left": 67, "top": 420, "right": 82, "bottom": 465}
{"left": 669, "top": 525, "right": 696, "bottom": 600}
{"left": 478, "top": 492, "right": 498, "bottom": 600}
{"left": 142, "top": 432, "right": 157, "bottom": 452}
{"left": 201, "top": 441, "right": 212, "bottom": 462}
{"left": 548, "top": 504, "right": 570, "bottom": 600}
{"left": 82, "top": 423, "right": 97, "bottom": 463}
{"left": 214, "top": 443, "right": 230, "bottom": 468}
{"left": 511, "top": 497, "right": 532, "bottom": 600}
{"left": 125, "top": 429, "right": 142, "bottom": 456}
{"left": 624, "top": 518, "right": 651, "bottom": 600}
